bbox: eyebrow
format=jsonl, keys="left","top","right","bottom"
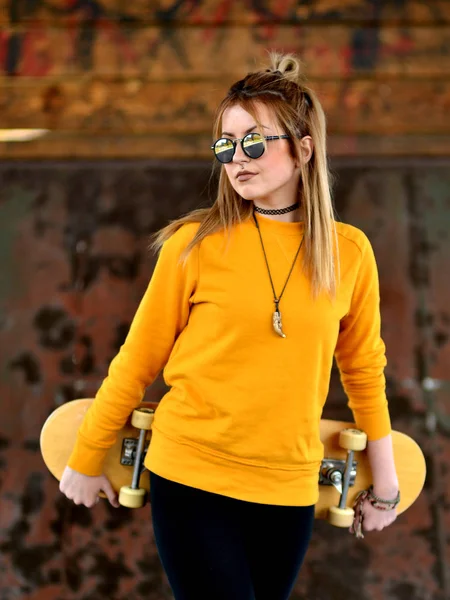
{"left": 221, "top": 124, "right": 270, "bottom": 137}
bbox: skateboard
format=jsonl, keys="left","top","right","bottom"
{"left": 40, "top": 398, "right": 426, "bottom": 528}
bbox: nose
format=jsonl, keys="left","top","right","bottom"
{"left": 232, "top": 140, "right": 249, "bottom": 163}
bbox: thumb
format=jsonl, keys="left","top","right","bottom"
{"left": 101, "top": 476, "right": 120, "bottom": 508}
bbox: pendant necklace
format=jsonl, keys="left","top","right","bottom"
{"left": 252, "top": 211, "right": 304, "bottom": 338}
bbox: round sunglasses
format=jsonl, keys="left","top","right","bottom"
{"left": 211, "top": 132, "right": 290, "bottom": 164}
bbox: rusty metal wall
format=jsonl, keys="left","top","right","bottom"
{"left": 0, "top": 158, "right": 449, "bottom": 600}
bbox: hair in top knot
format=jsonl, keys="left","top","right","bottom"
{"left": 226, "top": 51, "right": 312, "bottom": 114}
{"left": 267, "top": 51, "right": 308, "bottom": 86}
{"left": 265, "top": 69, "right": 282, "bottom": 76}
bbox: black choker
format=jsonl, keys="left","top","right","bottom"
{"left": 254, "top": 202, "right": 299, "bottom": 215}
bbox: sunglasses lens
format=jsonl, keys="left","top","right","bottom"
{"left": 243, "top": 133, "right": 265, "bottom": 159}
{"left": 213, "top": 138, "right": 234, "bottom": 163}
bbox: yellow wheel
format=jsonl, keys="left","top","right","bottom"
{"left": 328, "top": 506, "right": 354, "bottom": 528}
{"left": 131, "top": 408, "right": 154, "bottom": 430}
{"left": 339, "top": 428, "right": 367, "bottom": 452}
{"left": 119, "top": 486, "right": 146, "bottom": 508}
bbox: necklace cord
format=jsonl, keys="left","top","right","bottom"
{"left": 252, "top": 212, "right": 304, "bottom": 310}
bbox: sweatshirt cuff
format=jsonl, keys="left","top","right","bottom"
{"left": 351, "top": 401, "right": 392, "bottom": 442}
{"left": 67, "top": 433, "right": 109, "bottom": 476}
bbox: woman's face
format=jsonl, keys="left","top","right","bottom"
{"left": 220, "top": 102, "right": 304, "bottom": 207}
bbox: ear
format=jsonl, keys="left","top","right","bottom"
{"left": 295, "top": 136, "right": 314, "bottom": 167}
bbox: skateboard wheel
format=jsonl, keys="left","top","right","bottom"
{"left": 119, "top": 486, "right": 146, "bottom": 508}
{"left": 339, "top": 428, "right": 367, "bottom": 451}
{"left": 131, "top": 408, "right": 154, "bottom": 430}
{"left": 328, "top": 506, "right": 354, "bottom": 528}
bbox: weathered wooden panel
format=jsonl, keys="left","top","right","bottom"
{"left": 0, "top": 159, "right": 449, "bottom": 599}
{"left": 3, "top": 76, "right": 450, "bottom": 134}
{"left": 1, "top": 24, "right": 449, "bottom": 78}
{"left": 2, "top": 132, "right": 450, "bottom": 160}
{"left": 0, "top": 76, "right": 449, "bottom": 159}
{"left": 1, "top": 0, "right": 450, "bottom": 25}
{"left": 1, "top": 1, "right": 449, "bottom": 157}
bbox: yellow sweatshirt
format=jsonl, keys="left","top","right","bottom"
{"left": 67, "top": 214, "right": 391, "bottom": 506}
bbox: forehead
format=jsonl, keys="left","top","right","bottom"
{"left": 221, "top": 102, "right": 277, "bottom": 132}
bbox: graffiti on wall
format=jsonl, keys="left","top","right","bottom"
{"left": 1, "top": 0, "right": 449, "bottom": 77}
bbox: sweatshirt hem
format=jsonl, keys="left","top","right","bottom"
{"left": 145, "top": 428, "right": 320, "bottom": 506}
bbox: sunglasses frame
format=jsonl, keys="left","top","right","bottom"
{"left": 211, "top": 133, "right": 290, "bottom": 163}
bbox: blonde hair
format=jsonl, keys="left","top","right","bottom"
{"left": 150, "top": 51, "right": 339, "bottom": 299}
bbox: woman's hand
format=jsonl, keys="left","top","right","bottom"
{"left": 358, "top": 499, "right": 397, "bottom": 533}
{"left": 60, "top": 466, "right": 120, "bottom": 508}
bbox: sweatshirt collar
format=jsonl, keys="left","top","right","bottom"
{"left": 250, "top": 212, "right": 305, "bottom": 236}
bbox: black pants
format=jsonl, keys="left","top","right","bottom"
{"left": 149, "top": 471, "right": 315, "bottom": 600}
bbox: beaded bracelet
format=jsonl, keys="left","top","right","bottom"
{"left": 367, "top": 485, "right": 400, "bottom": 511}
{"left": 350, "top": 485, "right": 401, "bottom": 538}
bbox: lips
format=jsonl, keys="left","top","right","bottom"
{"left": 236, "top": 171, "right": 257, "bottom": 181}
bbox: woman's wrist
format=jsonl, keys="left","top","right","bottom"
{"left": 366, "top": 485, "right": 400, "bottom": 511}
{"left": 366, "top": 434, "right": 399, "bottom": 499}
{"left": 372, "top": 482, "right": 399, "bottom": 500}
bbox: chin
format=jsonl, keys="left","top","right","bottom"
{"left": 235, "top": 186, "right": 264, "bottom": 201}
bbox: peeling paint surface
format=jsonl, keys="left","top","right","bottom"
{"left": 0, "top": 160, "right": 449, "bottom": 599}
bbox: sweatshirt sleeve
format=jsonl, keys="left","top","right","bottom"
{"left": 334, "top": 232, "right": 392, "bottom": 441}
{"left": 67, "top": 223, "right": 200, "bottom": 475}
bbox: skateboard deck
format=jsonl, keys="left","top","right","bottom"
{"left": 40, "top": 398, "right": 426, "bottom": 521}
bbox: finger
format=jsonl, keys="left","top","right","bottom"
{"left": 86, "top": 497, "right": 99, "bottom": 509}
{"left": 101, "top": 478, "right": 120, "bottom": 508}
{"left": 59, "top": 481, "right": 68, "bottom": 495}
{"left": 363, "top": 521, "right": 373, "bottom": 532}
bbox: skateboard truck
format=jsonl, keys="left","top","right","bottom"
{"left": 117, "top": 416, "right": 366, "bottom": 521}
{"left": 120, "top": 438, "right": 150, "bottom": 470}
{"left": 118, "top": 407, "right": 154, "bottom": 508}
{"left": 326, "top": 428, "right": 368, "bottom": 528}
{"left": 319, "top": 459, "right": 357, "bottom": 496}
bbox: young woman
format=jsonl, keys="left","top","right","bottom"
{"left": 60, "top": 53, "right": 400, "bottom": 600}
